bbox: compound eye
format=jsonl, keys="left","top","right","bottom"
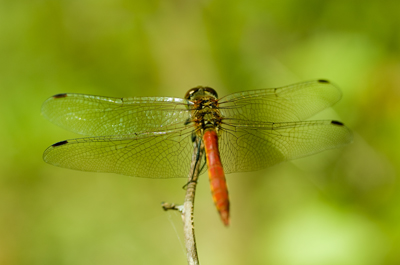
{"left": 184, "top": 88, "right": 199, "bottom": 100}
{"left": 203, "top": 87, "right": 218, "bottom": 98}
{"left": 185, "top": 86, "right": 218, "bottom": 100}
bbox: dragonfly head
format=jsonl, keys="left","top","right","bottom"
{"left": 185, "top": 86, "right": 218, "bottom": 100}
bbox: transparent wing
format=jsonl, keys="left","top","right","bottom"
{"left": 219, "top": 80, "right": 342, "bottom": 122}
{"left": 41, "top": 93, "right": 191, "bottom": 136}
{"left": 43, "top": 127, "right": 205, "bottom": 178}
{"left": 219, "top": 120, "right": 352, "bottom": 174}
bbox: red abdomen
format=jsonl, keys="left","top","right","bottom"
{"left": 203, "top": 128, "right": 229, "bottom": 226}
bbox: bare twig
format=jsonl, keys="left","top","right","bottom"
{"left": 162, "top": 139, "right": 203, "bottom": 265}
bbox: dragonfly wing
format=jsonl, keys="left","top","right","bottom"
{"left": 43, "top": 127, "right": 198, "bottom": 178}
{"left": 219, "top": 80, "right": 342, "bottom": 122}
{"left": 42, "top": 93, "right": 191, "bottom": 136}
{"left": 219, "top": 120, "right": 352, "bottom": 174}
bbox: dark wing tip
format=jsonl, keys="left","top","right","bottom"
{"left": 317, "top": 79, "right": 330, "bottom": 83}
{"left": 331, "top": 120, "right": 344, "bottom": 126}
{"left": 53, "top": 93, "right": 68, "bottom": 99}
{"left": 52, "top": 140, "right": 68, "bottom": 147}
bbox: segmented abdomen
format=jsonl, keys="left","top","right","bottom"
{"left": 203, "top": 128, "right": 230, "bottom": 226}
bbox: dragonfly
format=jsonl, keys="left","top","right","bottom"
{"left": 42, "top": 79, "right": 352, "bottom": 226}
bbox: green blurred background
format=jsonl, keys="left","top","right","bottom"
{"left": 1, "top": 0, "right": 399, "bottom": 264}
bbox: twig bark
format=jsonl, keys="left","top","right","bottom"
{"left": 162, "top": 138, "right": 203, "bottom": 265}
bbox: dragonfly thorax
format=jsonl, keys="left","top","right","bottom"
{"left": 186, "top": 87, "right": 223, "bottom": 133}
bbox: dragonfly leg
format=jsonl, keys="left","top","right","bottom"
{"left": 199, "top": 160, "right": 206, "bottom": 175}
{"left": 161, "top": 202, "right": 184, "bottom": 212}
{"left": 184, "top": 117, "right": 193, "bottom": 126}
{"left": 182, "top": 137, "right": 203, "bottom": 189}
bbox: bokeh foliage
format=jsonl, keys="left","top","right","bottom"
{"left": 1, "top": 0, "right": 399, "bottom": 264}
